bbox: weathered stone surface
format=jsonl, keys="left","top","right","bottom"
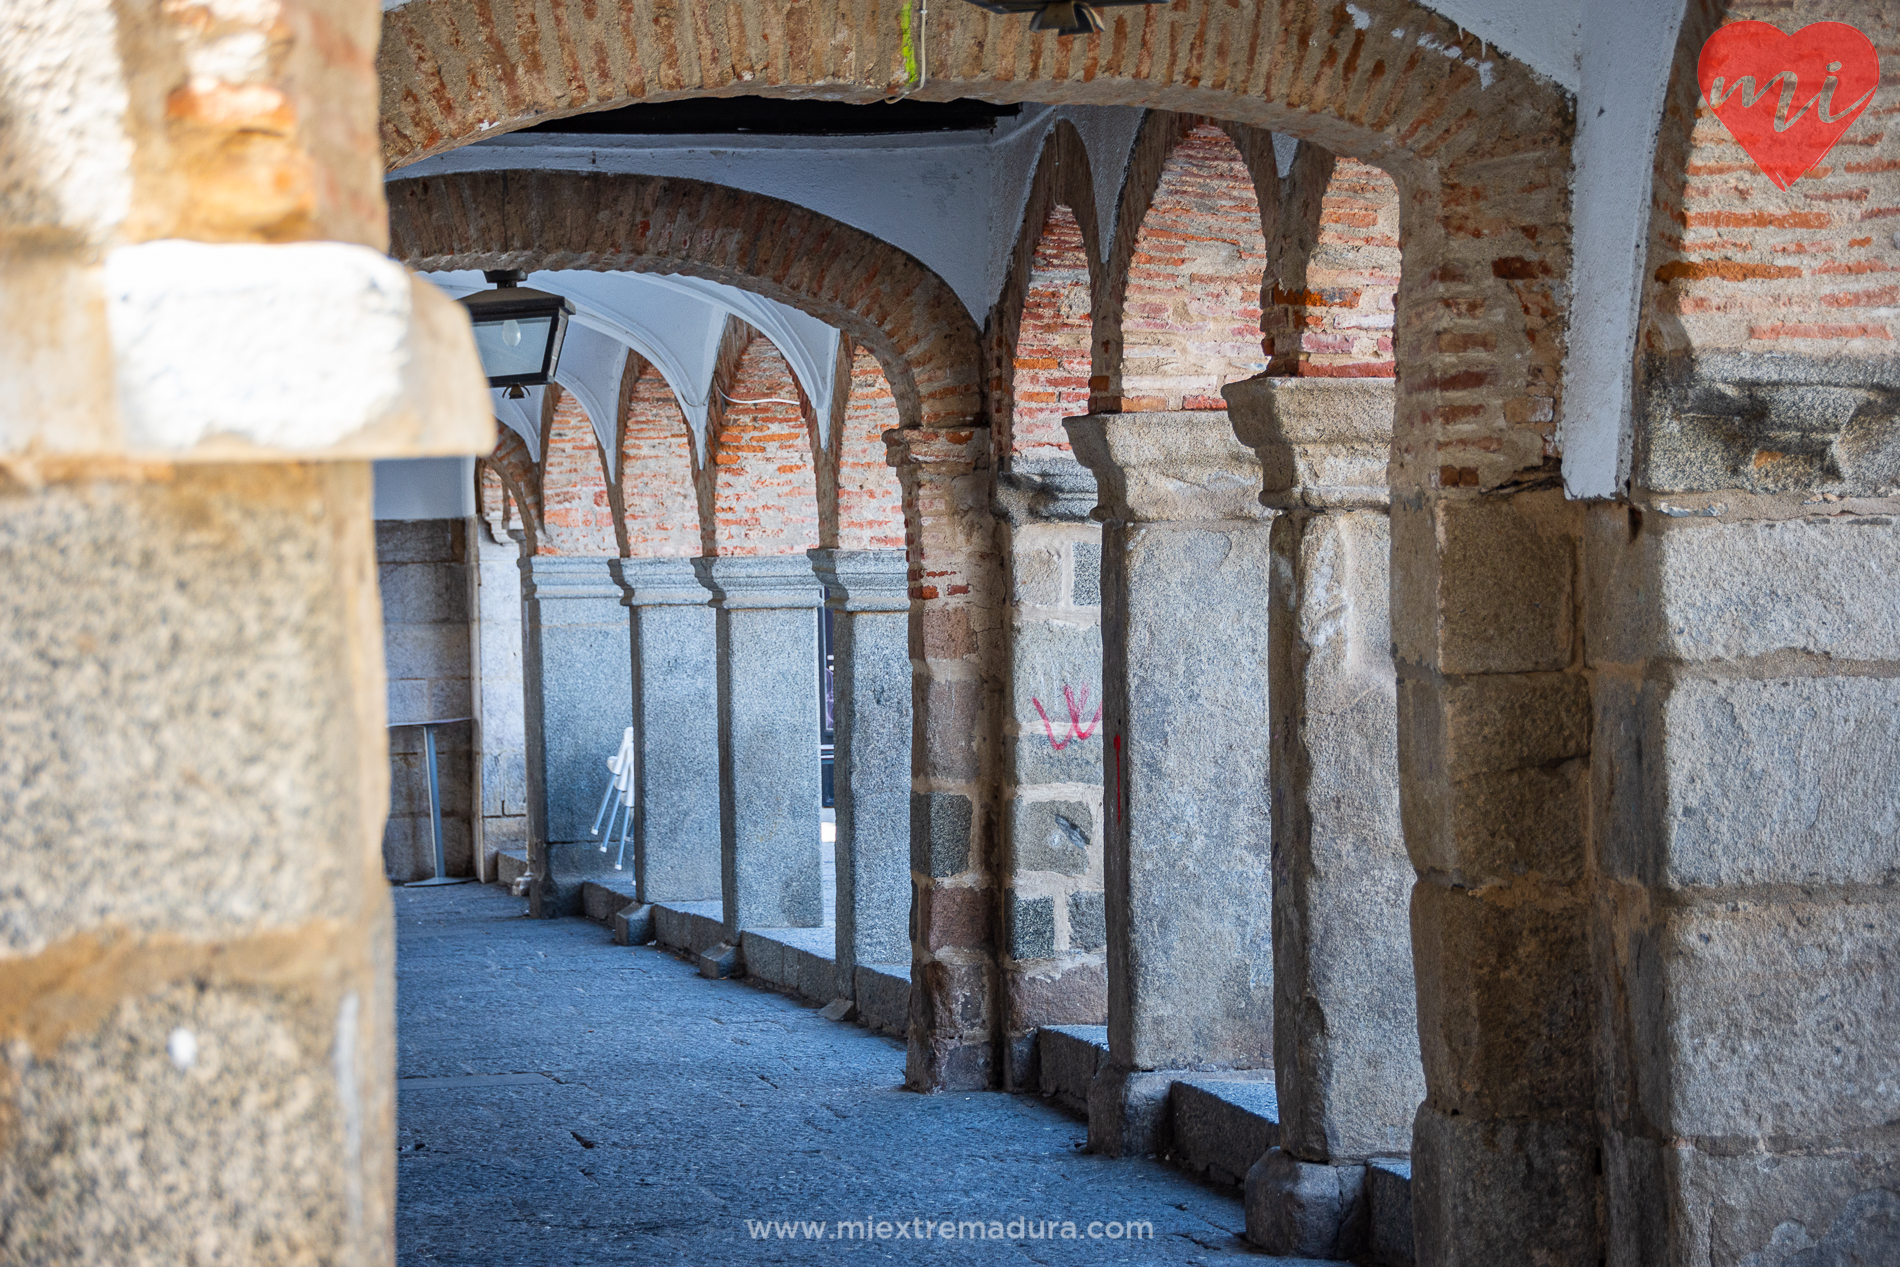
{"left": 1007, "top": 621, "right": 1106, "bottom": 785}
{"left": 855, "top": 962, "right": 910, "bottom": 1037}
{"left": 1599, "top": 676, "right": 1900, "bottom": 891}
{"left": 611, "top": 902, "right": 654, "bottom": 946}
{"left": 1012, "top": 799, "right": 1093, "bottom": 875}
{"left": 1620, "top": 900, "right": 1900, "bottom": 1140}
{"left": 1391, "top": 494, "right": 1575, "bottom": 676}
{"left": 1008, "top": 963, "right": 1108, "bottom": 1032}
{"left": 1367, "top": 1159, "right": 1414, "bottom": 1267}
{"left": 1244, "top": 1148, "right": 1368, "bottom": 1259}
{"left": 913, "top": 792, "right": 973, "bottom": 878}
{"left": 697, "top": 942, "right": 742, "bottom": 979}
{"left": 1072, "top": 541, "right": 1102, "bottom": 607}
{"left": 580, "top": 877, "right": 638, "bottom": 923}
{"left": 651, "top": 899, "right": 726, "bottom": 958}
{"left": 1410, "top": 1106, "right": 1601, "bottom": 1267}
{"left": 522, "top": 555, "right": 629, "bottom": 917}
{"left": 1171, "top": 1076, "right": 1282, "bottom": 1187}
{"left": 613, "top": 558, "right": 721, "bottom": 906}
{"left": 1409, "top": 881, "right": 1594, "bottom": 1119}
{"left": 1270, "top": 509, "right": 1421, "bottom": 1165}
{"left": 1068, "top": 892, "right": 1107, "bottom": 951}
{"left": 1588, "top": 513, "right": 1900, "bottom": 665}
{"left": 1007, "top": 894, "right": 1057, "bottom": 960}
{"left": 699, "top": 556, "right": 823, "bottom": 936}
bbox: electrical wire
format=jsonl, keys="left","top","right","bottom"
{"left": 719, "top": 390, "right": 805, "bottom": 406}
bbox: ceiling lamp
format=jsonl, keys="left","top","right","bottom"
{"left": 457, "top": 270, "right": 575, "bottom": 399}
{"left": 961, "top": 0, "right": 1164, "bottom": 36}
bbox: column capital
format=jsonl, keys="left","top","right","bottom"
{"left": 609, "top": 556, "right": 712, "bottom": 608}
{"left": 808, "top": 548, "right": 912, "bottom": 613}
{"left": 994, "top": 455, "right": 1100, "bottom": 525}
{"left": 1063, "top": 411, "right": 1268, "bottom": 525}
{"left": 695, "top": 554, "right": 826, "bottom": 610}
{"left": 522, "top": 554, "right": 623, "bottom": 603}
{"left": 1222, "top": 376, "right": 1393, "bottom": 511}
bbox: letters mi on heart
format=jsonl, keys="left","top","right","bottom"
{"left": 1698, "top": 21, "right": 1881, "bottom": 190}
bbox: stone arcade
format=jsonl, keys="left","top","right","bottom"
{"left": 2, "top": 0, "right": 1898, "bottom": 1263}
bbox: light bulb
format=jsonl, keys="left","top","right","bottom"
{"left": 502, "top": 319, "right": 522, "bottom": 347}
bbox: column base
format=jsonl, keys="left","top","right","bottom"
{"left": 1086, "top": 1065, "right": 1176, "bottom": 1158}
{"left": 1244, "top": 1148, "right": 1369, "bottom": 1259}
{"left": 529, "top": 840, "right": 619, "bottom": 918}
{"left": 1410, "top": 1104, "right": 1600, "bottom": 1265}
{"left": 611, "top": 903, "right": 655, "bottom": 945}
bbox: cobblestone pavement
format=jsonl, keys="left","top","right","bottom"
{"left": 395, "top": 883, "right": 1322, "bottom": 1265}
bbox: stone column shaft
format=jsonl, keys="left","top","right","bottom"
{"left": 698, "top": 556, "right": 824, "bottom": 938}
{"left": 1228, "top": 376, "right": 1423, "bottom": 1261}
{"left": 810, "top": 548, "right": 914, "bottom": 1000}
{"left": 1067, "top": 411, "right": 1275, "bottom": 1157}
{"left": 522, "top": 555, "right": 632, "bottom": 917}
{"left": 611, "top": 557, "right": 720, "bottom": 905}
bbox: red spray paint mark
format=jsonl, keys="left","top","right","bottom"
{"left": 1698, "top": 22, "right": 1879, "bottom": 190}
{"left": 1031, "top": 684, "right": 1103, "bottom": 750}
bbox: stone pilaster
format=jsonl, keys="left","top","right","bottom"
{"left": 1228, "top": 376, "right": 1422, "bottom": 1260}
{"left": 1065, "top": 411, "right": 1275, "bottom": 1157}
{"left": 521, "top": 555, "right": 632, "bottom": 918}
{"left": 696, "top": 556, "right": 825, "bottom": 938}
{"left": 994, "top": 458, "right": 1109, "bottom": 1091}
{"left": 884, "top": 426, "right": 1007, "bottom": 1092}
{"left": 610, "top": 557, "right": 720, "bottom": 905}
{"left": 809, "top": 548, "right": 913, "bottom": 1001}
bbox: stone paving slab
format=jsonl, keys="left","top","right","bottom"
{"left": 396, "top": 884, "right": 1337, "bottom": 1265}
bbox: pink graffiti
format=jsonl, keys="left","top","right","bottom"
{"left": 1031, "top": 684, "right": 1103, "bottom": 751}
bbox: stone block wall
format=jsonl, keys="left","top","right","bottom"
{"left": 378, "top": 519, "right": 476, "bottom": 882}
{"left": 999, "top": 517, "right": 1108, "bottom": 1086}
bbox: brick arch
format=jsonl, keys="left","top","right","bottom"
{"left": 386, "top": 172, "right": 978, "bottom": 433}
{"left": 1265, "top": 143, "right": 1402, "bottom": 379}
{"left": 537, "top": 386, "right": 617, "bottom": 555}
{"left": 837, "top": 342, "right": 906, "bottom": 551}
{"left": 984, "top": 120, "right": 1104, "bottom": 459}
{"left": 1115, "top": 119, "right": 1272, "bottom": 410}
{"left": 618, "top": 355, "right": 701, "bottom": 559}
{"left": 706, "top": 331, "right": 822, "bottom": 557}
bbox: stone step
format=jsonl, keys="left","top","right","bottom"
{"left": 580, "top": 877, "right": 639, "bottom": 924}
{"left": 651, "top": 900, "right": 726, "bottom": 958}
{"left": 1367, "top": 1158, "right": 1414, "bottom": 1267}
{"left": 1169, "top": 1074, "right": 1280, "bottom": 1188}
{"left": 739, "top": 926, "right": 834, "bottom": 1003}
{"left": 1036, "top": 1025, "right": 1109, "bottom": 1115}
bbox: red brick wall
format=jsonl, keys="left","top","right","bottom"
{"left": 1267, "top": 152, "right": 1400, "bottom": 378}
{"left": 710, "top": 335, "right": 821, "bottom": 556}
{"left": 535, "top": 388, "right": 617, "bottom": 556}
{"left": 1011, "top": 204, "right": 1092, "bottom": 457}
{"left": 619, "top": 361, "right": 702, "bottom": 558}
{"left": 1120, "top": 124, "right": 1269, "bottom": 411}
{"left": 1643, "top": 2, "right": 1900, "bottom": 357}
{"left": 837, "top": 345, "right": 906, "bottom": 551}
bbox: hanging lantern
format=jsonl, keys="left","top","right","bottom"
{"left": 457, "top": 270, "right": 575, "bottom": 398}
{"left": 959, "top": 0, "right": 1163, "bottom": 36}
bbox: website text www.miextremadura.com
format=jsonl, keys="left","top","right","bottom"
{"left": 744, "top": 1215, "right": 1157, "bottom": 1242}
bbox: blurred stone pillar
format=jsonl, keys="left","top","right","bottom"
{"left": 696, "top": 556, "right": 824, "bottom": 938}
{"left": 611, "top": 557, "right": 721, "bottom": 906}
{"left": 1065, "top": 411, "right": 1275, "bottom": 1157}
{"left": 810, "top": 548, "right": 913, "bottom": 1000}
{"left": 1227, "top": 376, "right": 1422, "bottom": 1259}
{"left": 521, "top": 556, "right": 632, "bottom": 917}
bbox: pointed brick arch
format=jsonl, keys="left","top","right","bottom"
{"left": 386, "top": 172, "right": 979, "bottom": 433}
{"left": 619, "top": 356, "right": 701, "bottom": 559}
{"left": 706, "top": 332, "right": 821, "bottom": 558}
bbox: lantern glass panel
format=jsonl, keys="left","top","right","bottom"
{"left": 471, "top": 314, "right": 557, "bottom": 380}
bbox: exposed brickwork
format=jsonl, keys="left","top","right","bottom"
{"left": 837, "top": 345, "right": 906, "bottom": 551}
{"left": 709, "top": 334, "right": 821, "bottom": 557}
{"left": 1011, "top": 205, "right": 1094, "bottom": 456}
{"left": 1642, "top": 2, "right": 1900, "bottom": 358}
{"left": 619, "top": 359, "right": 702, "bottom": 559}
{"left": 1120, "top": 123, "right": 1271, "bottom": 410}
{"left": 482, "top": 426, "right": 543, "bottom": 550}
{"left": 536, "top": 387, "right": 617, "bottom": 557}
{"left": 1266, "top": 146, "right": 1401, "bottom": 377}
{"left": 386, "top": 172, "right": 980, "bottom": 431}
{"left": 983, "top": 122, "right": 1104, "bottom": 454}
